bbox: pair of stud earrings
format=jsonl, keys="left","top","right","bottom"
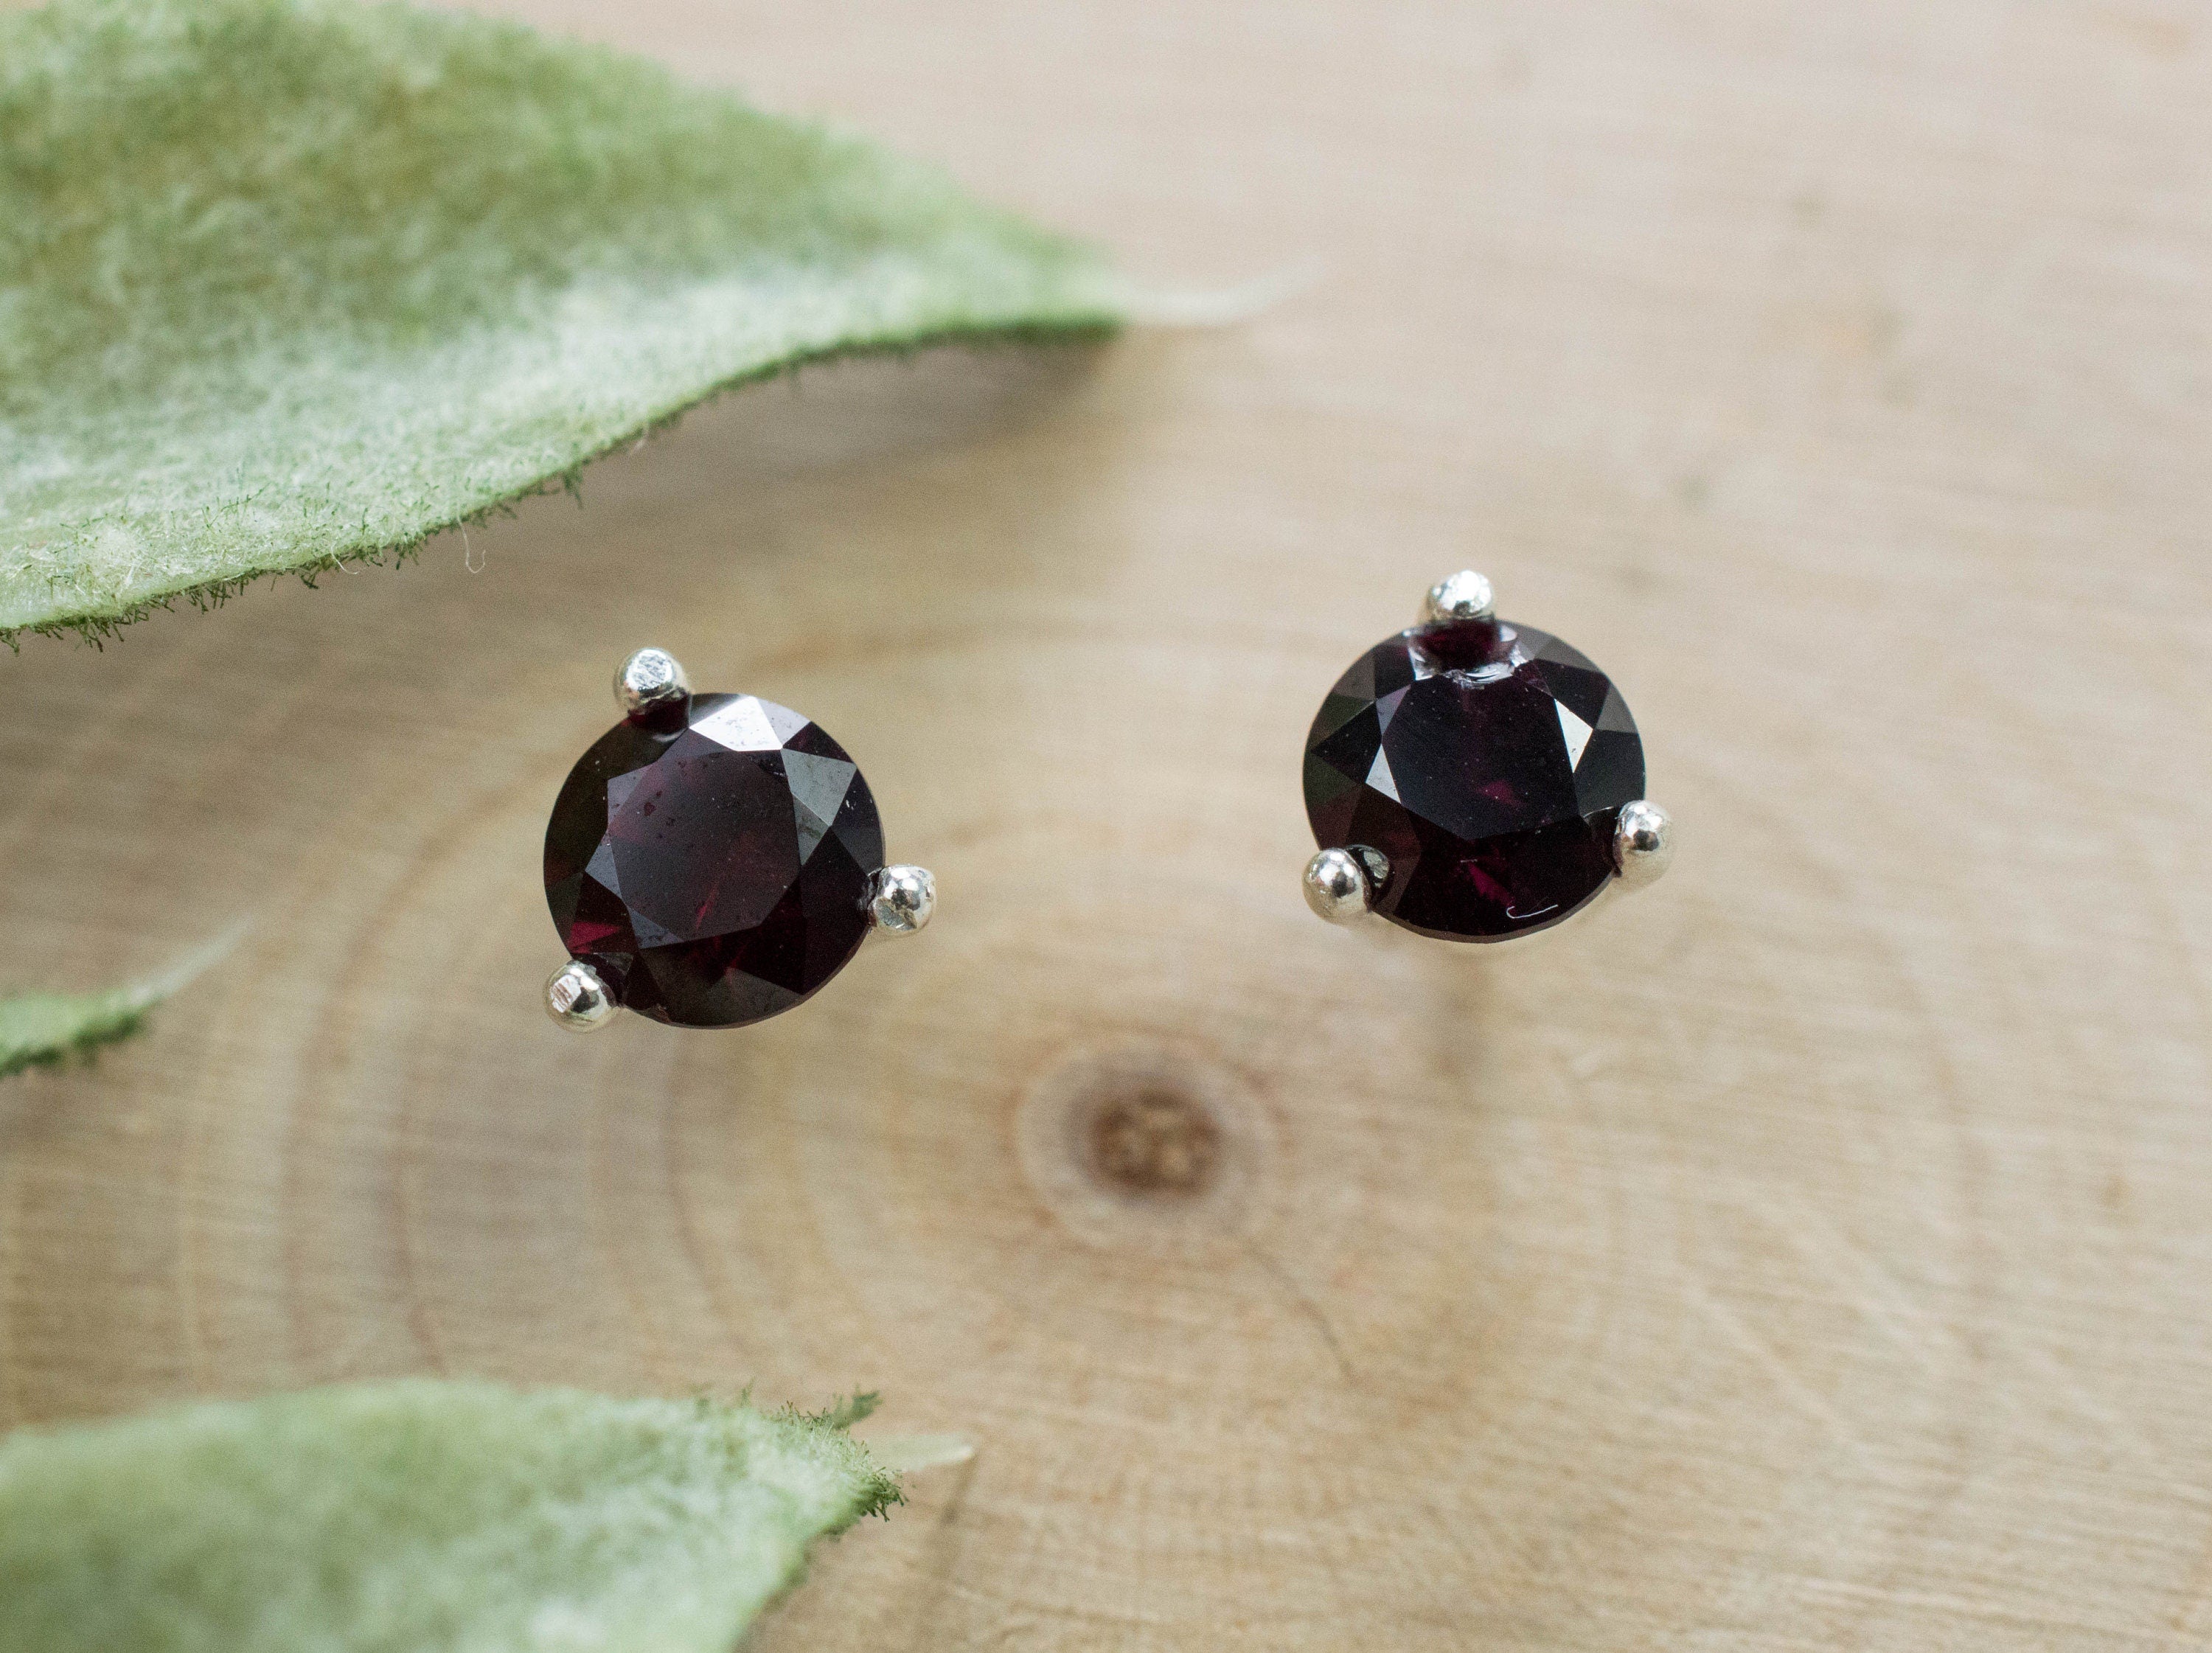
{"left": 541, "top": 569, "right": 1674, "bottom": 1031}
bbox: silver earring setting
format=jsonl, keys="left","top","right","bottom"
{"left": 543, "top": 649, "right": 933, "bottom": 1031}
{"left": 1301, "top": 572, "right": 1672, "bottom": 942}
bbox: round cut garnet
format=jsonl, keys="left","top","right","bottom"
{"left": 544, "top": 693, "right": 884, "bottom": 1027}
{"left": 1304, "top": 618, "right": 1644, "bottom": 942}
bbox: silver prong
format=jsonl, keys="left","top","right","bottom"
{"left": 1422, "top": 570, "right": 1495, "bottom": 624}
{"left": 614, "top": 648, "right": 689, "bottom": 718}
{"left": 545, "top": 958, "right": 619, "bottom": 1031}
{"left": 1613, "top": 800, "right": 1674, "bottom": 890}
{"left": 868, "top": 865, "right": 936, "bottom": 937}
{"left": 1304, "top": 846, "right": 1387, "bottom": 924}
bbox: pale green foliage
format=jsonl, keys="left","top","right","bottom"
{"left": 0, "top": 983, "right": 157, "bottom": 1079}
{"left": 0, "top": 0, "right": 1121, "bottom": 642}
{"left": 0, "top": 983, "right": 156, "bottom": 1079}
{"left": 0, "top": 1380, "right": 903, "bottom": 1653}
{"left": 0, "top": 930, "right": 234, "bottom": 1079}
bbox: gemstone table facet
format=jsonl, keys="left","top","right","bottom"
{"left": 1304, "top": 617, "right": 1646, "bottom": 942}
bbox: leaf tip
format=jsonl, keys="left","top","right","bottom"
{"left": 864, "top": 1433, "right": 975, "bottom": 1477}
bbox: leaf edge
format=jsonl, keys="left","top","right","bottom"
{"left": 3, "top": 316, "right": 1121, "bottom": 652}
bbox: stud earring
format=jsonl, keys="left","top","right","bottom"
{"left": 542, "top": 648, "right": 934, "bottom": 1030}
{"left": 1301, "top": 571, "right": 1672, "bottom": 941}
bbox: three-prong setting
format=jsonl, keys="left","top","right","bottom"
{"left": 868, "top": 863, "right": 938, "bottom": 938}
{"left": 1422, "top": 568, "right": 1495, "bottom": 624}
{"left": 1303, "top": 572, "right": 1673, "bottom": 943}
{"left": 614, "top": 646, "right": 689, "bottom": 719}
{"left": 1612, "top": 798, "right": 1674, "bottom": 891}
{"left": 545, "top": 958, "right": 619, "bottom": 1031}
{"left": 1303, "top": 846, "right": 1388, "bottom": 924}
{"left": 543, "top": 648, "right": 936, "bottom": 1029}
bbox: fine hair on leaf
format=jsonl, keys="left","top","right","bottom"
{"left": 0, "top": 0, "right": 1124, "bottom": 646}
{"left": 0, "top": 1379, "right": 906, "bottom": 1653}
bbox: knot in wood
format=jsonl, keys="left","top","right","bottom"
{"left": 1016, "top": 1042, "right": 1267, "bottom": 1251}
{"left": 1082, "top": 1081, "right": 1222, "bottom": 1198}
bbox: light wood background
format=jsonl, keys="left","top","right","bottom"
{"left": 4, "top": 0, "right": 2210, "bottom": 1646}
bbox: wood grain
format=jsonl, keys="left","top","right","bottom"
{"left": 3, "top": 0, "right": 2210, "bottom": 1646}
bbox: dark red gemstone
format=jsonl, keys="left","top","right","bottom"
{"left": 1304, "top": 617, "right": 1644, "bottom": 942}
{"left": 544, "top": 693, "right": 884, "bottom": 1026}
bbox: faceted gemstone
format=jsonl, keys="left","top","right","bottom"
{"left": 1304, "top": 618, "right": 1644, "bottom": 942}
{"left": 544, "top": 693, "right": 884, "bottom": 1027}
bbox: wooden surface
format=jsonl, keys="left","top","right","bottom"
{"left": 4, "top": 0, "right": 2210, "bottom": 1646}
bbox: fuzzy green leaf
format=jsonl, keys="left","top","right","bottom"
{"left": 0, "top": 983, "right": 157, "bottom": 1079}
{"left": 0, "top": 0, "right": 1121, "bottom": 644}
{"left": 0, "top": 1379, "right": 904, "bottom": 1653}
{"left": 0, "top": 931, "right": 234, "bottom": 1080}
